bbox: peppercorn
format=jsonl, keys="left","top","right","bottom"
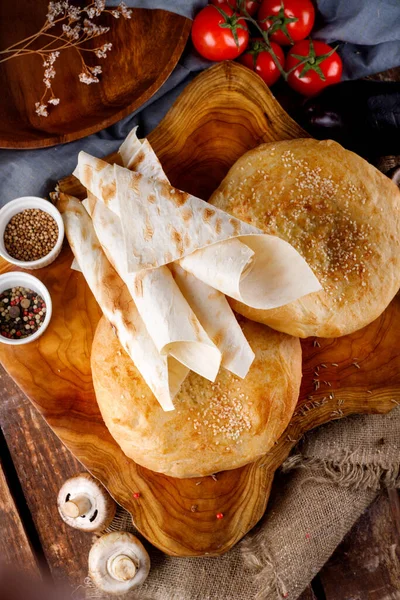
{"left": 0, "top": 287, "right": 46, "bottom": 340}
{"left": 8, "top": 305, "right": 20, "bottom": 318}
{"left": 4, "top": 208, "right": 58, "bottom": 261}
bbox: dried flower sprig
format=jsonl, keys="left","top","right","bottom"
{"left": 0, "top": 1, "right": 132, "bottom": 117}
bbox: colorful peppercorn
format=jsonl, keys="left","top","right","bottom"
{"left": 0, "top": 287, "right": 46, "bottom": 339}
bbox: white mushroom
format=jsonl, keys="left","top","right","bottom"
{"left": 89, "top": 532, "right": 150, "bottom": 595}
{"left": 57, "top": 473, "right": 116, "bottom": 532}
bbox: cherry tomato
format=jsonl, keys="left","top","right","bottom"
{"left": 286, "top": 40, "right": 343, "bottom": 96}
{"left": 239, "top": 39, "right": 284, "bottom": 86}
{"left": 192, "top": 4, "right": 250, "bottom": 61}
{"left": 210, "top": 0, "right": 261, "bottom": 17}
{"left": 258, "top": 0, "right": 315, "bottom": 46}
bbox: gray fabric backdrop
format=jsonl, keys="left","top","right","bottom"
{"left": 0, "top": 0, "right": 399, "bottom": 203}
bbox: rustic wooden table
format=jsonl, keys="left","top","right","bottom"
{"left": 2, "top": 63, "right": 400, "bottom": 600}
{"left": 1, "top": 363, "right": 399, "bottom": 598}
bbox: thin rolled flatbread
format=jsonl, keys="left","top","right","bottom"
{"left": 85, "top": 131, "right": 255, "bottom": 379}
{"left": 77, "top": 137, "right": 222, "bottom": 382}
{"left": 73, "top": 150, "right": 321, "bottom": 309}
{"left": 179, "top": 234, "right": 321, "bottom": 310}
{"left": 59, "top": 193, "right": 188, "bottom": 411}
{"left": 136, "top": 132, "right": 317, "bottom": 309}
{"left": 170, "top": 264, "right": 255, "bottom": 378}
{"left": 87, "top": 194, "right": 221, "bottom": 382}
{"left": 118, "top": 132, "right": 255, "bottom": 377}
{"left": 119, "top": 127, "right": 166, "bottom": 180}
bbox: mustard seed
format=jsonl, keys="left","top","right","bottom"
{"left": 4, "top": 208, "right": 58, "bottom": 261}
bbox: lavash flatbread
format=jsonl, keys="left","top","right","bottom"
{"left": 86, "top": 193, "right": 221, "bottom": 382}
{"left": 86, "top": 132, "right": 253, "bottom": 379}
{"left": 73, "top": 146, "right": 321, "bottom": 310}
{"left": 59, "top": 194, "right": 187, "bottom": 411}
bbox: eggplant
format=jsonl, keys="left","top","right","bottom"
{"left": 295, "top": 81, "right": 400, "bottom": 160}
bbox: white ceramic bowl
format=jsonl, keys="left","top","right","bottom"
{"left": 0, "top": 272, "right": 52, "bottom": 345}
{"left": 0, "top": 196, "right": 64, "bottom": 269}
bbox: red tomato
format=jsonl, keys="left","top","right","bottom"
{"left": 258, "top": 0, "right": 315, "bottom": 45}
{"left": 210, "top": 0, "right": 261, "bottom": 17}
{"left": 239, "top": 39, "right": 284, "bottom": 86}
{"left": 286, "top": 40, "right": 343, "bottom": 96}
{"left": 191, "top": 4, "right": 249, "bottom": 61}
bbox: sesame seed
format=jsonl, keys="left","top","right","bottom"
{"left": 189, "top": 378, "right": 252, "bottom": 444}
{"left": 223, "top": 148, "right": 375, "bottom": 308}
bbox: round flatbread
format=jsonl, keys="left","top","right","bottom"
{"left": 91, "top": 316, "right": 301, "bottom": 478}
{"left": 210, "top": 139, "right": 400, "bottom": 338}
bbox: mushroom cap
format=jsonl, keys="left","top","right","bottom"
{"left": 89, "top": 532, "right": 150, "bottom": 595}
{"left": 57, "top": 473, "right": 116, "bottom": 532}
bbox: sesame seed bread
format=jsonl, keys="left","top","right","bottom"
{"left": 91, "top": 316, "right": 301, "bottom": 478}
{"left": 209, "top": 139, "right": 400, "bottom": 338}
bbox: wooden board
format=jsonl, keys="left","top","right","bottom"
{"left": 0, "top": 62, "right": 398, "bottom": 557}
{"left": 1, "top": 384, "right": 399, "bottom": 599}
{"left": 0, "top": 1, "right": 190, "bottom": 148}
{"left": 0, "top": 366, "right": 94, "bottom": 585}
{"left": 0, "top": 453, "right": 41, "bottom": 578}
{"left": 319, "top": 490, "right": 400, "bottom": 599}
{"left": 299, "top": 586, "right": 318, "bottom": 600}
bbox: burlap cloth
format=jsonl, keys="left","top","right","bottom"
{"left": 85, "top": 406, "right": 400, "bottom": 600}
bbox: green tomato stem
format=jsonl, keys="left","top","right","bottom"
{"left": 238, "top": 0, "right": 288, "bottom": 80}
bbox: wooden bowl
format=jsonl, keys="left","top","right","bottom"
{"left": 0, "top": 0, "right": 191, "bottom": 149}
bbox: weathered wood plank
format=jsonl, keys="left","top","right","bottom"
{"left": 0, "top": 365, "right": 93, "bottom": 587}
{"left": 388, "top": 488, "right": 400, "bottom": 539}
{"left": 0, "top": 453, "right": 41, "bottom": 578}
{"left": 319, "top": 490, "right": 400, "bottom": 600}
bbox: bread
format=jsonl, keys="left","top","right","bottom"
{"left": 91, "top": 316, "right": 301, "bottom": 478}
{"left": 209, "top": 139, "right": 400, "bottom": 338}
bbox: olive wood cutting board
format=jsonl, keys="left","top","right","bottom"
{"left": 0, "top": 62, "right": 398, "bottom": 557}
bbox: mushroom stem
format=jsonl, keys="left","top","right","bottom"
{"left": 63, "top": 495, "right": 92, "bottom": 518}
{"left": 89, "top": 532, "right": 150, "bottom": 593}
{"left": 58, "top": 473, "right": 116, "bottom": 532}
{"left": 110, "top": 555, "right": 137, "bottom": 582}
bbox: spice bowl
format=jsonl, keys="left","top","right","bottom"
{"left": 0, "top": 272, "right": 52, "bottom": 345}
{"left": 0, "top": 196, "right": 64, "bottom": 270}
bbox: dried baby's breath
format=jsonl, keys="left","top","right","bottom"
{"left": 0, "top": 1, "right": 132, "bottom": 117}
{"left": 34, "top": 102, "right": 49, "bottom": 117}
